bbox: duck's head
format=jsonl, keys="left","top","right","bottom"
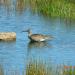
{"left": 22, "top": 29, "right": 32, "bottom": 36}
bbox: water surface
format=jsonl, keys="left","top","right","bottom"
{"left": 0, "top": 0, "right": 75, "bottom": 75}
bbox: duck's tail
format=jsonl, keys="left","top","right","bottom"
{"left": 45, "top": 35, "right": 54, "bottom": 40}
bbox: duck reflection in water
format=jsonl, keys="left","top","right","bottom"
{"left": 28, "top": 41, "right": 52, "bottom": 49}
{"left": 27, "top": 41, "right": 52, "bottom": 56}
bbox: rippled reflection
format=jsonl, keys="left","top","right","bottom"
{"left": 27, "top": 41, "right": 52, "bottom": 58}
{"left": 16, "top": 0, "right": 26, "bottom": 14}
{"left": 0, "top": 0, "right": 11, "bottom": 6}
{"left": 28, "top": 41, "right": 49, "bottom": 48}
{"left": 0, "top": 0, "right": 13, "bottom": 10}
{"left": 0, "top": 0, "right": 26, "bottom": 15}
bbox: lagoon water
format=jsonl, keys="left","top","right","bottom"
{"left": 0, "top": 1, "right": 75, "bottom": 75}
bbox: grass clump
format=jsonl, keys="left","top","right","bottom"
{"left": 29, "top": 0, "right": 75, "bottom": 19}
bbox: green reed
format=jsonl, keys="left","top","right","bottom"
{"left": 0, "top": 65, "right": 4, "bottom": 75}
{"left": 0, "top": 63, "right": 75, "bottom": 75}
{"left": 26, "top": 60, "right": 53, "bottom": 75}
{"left": 63, "top": 66, "right": 75, "bottom": 75}
{"left": 0, "top": 0, "right": 75, "bottom": 18}
{"left": 29, "top": 0, "right": 75, "bottom": 19}
{"left": 26, "top": 59, "right": 75, "bottom": 75}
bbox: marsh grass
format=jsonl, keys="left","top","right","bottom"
{"left": 63, "top": 66, "right": 75, "bottom": 75}
{"left": 29, "top": 0, "right": 75, "bottom": 19}
{"left": 26, "top": 60, "right": 53, "bottom": 75}
{"left": 0, "top": 65, "right": 4, "bottom": 75}
{"left": 0, "top": 0, "right": 75, "bottom": 19}
{"left": 0, "top": 63, "right": 75, "bottom": 75}
{"left": 26, "top": 60, "right": 75, "bottom": 75}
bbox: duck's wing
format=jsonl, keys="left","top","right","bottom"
{"left": 30, "top": 34, "right": 53, "bottom": 41}
{"left": 30, "top": 34, "right": 45, "bottom": 41}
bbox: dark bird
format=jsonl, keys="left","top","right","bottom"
{"left": 22, "top": 29, "right": 53, "bottom": 42}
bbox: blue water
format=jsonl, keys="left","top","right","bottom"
{"left": 0, "top": 2, "right": 75, "bottom": 75}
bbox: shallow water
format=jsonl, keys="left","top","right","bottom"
{"left": 0, "top": 0, "right": 75, "bottom": 75}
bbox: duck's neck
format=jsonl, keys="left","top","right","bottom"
{"left": 28, "top": 30, "right": 32, "bottom": 37}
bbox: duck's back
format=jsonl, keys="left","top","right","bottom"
{"left": 29, "top": 34, "right": 50, "bottom": 42}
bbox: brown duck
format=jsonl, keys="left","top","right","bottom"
{"left": 23, "top": 29, "right": 53, "bottom": 42}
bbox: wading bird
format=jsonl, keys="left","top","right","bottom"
{"left": 23, "top": 29, "right": 53, "bottom": 42}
